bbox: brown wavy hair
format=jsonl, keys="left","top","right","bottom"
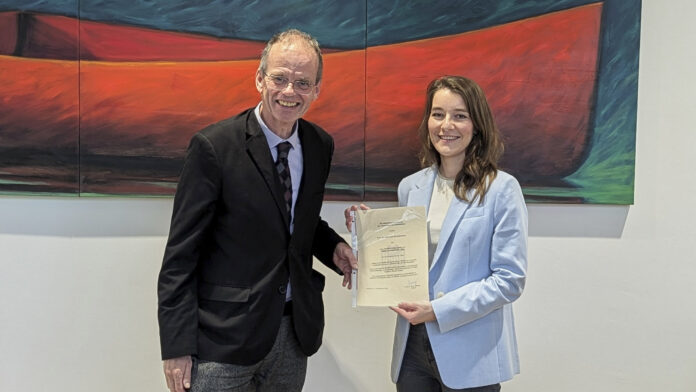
{"left": 418, "top": 76, "right": 504, "bottom": 204}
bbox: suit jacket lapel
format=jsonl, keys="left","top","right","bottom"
{"left": 244, "top": 112, "right": 291, "bottom": 228}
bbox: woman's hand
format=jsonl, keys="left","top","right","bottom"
{"left": 390, "top": 301, "right": 436, "bottom": 325}
{"left": 343, "top": 203, "right": 370, "bottom": 231}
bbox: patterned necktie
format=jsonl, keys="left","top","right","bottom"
{"left": 275, "top": 141, "right": 293, "bottom": 214}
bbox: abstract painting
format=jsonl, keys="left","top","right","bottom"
{"left": 0, "top": 0, "right": 640, "bottom": 203}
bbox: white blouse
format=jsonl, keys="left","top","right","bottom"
{"left": 427, "top": 172, "right": 455, "bottom": 266}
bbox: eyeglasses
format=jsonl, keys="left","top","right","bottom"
{"left": 264, "top": 73, "right": 316, "bottom": 94}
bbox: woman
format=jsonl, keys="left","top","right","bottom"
{"left": 346, "top": 76, "right": 528, "bottom": 391}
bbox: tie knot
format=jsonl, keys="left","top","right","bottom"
{"left": 277, "top": 142, "right": 292, "bottom": 159}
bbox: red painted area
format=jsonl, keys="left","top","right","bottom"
{"left": 0, "top": 12, "right": 18, "bottom": 54}
{"left": 366, "top": 3, "right": 603, "bottom": 179}
{"left": 21, "top": 14, "right": 79, "bottom": 59}
{"left": 304, "top": 50, "right": 366, "bottom": 166}
{"left": 0, "top": 11, "right": 334, "bottom": 61}
{"left": 78, "top": 18, "right": 267, "bottom": 61}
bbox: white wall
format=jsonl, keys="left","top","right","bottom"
{"left": 1, "top": 0, "right": 695, "bottom": 390}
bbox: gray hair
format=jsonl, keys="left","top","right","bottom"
{"left": 259, "top": 29, "right": 323, "bottom": 84}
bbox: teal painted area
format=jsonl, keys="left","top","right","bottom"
{"left": 563, "top": 1, "right": 640, "bottom": 204}
{"left": 0, "top": 191, "right": 76, "bottom": 197}
{"left": 0, "top": 179, "right": 48, "bottom": 186}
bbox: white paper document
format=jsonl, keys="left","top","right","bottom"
{"left": 351, "top": 206, "right": 429, "bottom": 307}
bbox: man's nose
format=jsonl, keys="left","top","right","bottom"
{"left": 281, "top": 82, "right": 297, "bottom": 94}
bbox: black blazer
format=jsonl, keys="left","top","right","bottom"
{"left": 157, "top": 108, "right": 344, "bottom": 365}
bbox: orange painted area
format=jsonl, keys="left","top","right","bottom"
{"left": 79, "top": 59, "right": 260, "bottom": 155}
{"left": 0, "top": 56, "right": 78, "bottom": 148}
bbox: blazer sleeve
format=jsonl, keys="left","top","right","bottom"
{"left": 431, "top": 177, "right": 528, "bottom": 333}
{"left": 310, "top": 135, "right": 346, "bottom": 274}
{"left": 157, "top": 132, "right": 221, "bottom": 359}
{"left": 312, "top": 219, "right": 346, "bottom": 274}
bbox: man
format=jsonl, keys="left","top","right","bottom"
{"left": 157, "top": 29, "right": 357, "bottom": 392}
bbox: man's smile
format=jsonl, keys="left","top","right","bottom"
{"left": 277, "top": 99, "right": 300, "bottom": 107}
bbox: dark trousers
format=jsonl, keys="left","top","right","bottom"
{"left": 190, "top": 315, "right": 306, "bottom": 392}
{"left": 396, "top": 324, "right": 501, "bottom": 392}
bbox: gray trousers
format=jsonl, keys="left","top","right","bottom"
{"left": 190, "top": 316, "right": 307, "bottom": 392}
{"left": 396, "top": 324, "right": 502, "bottom": 392}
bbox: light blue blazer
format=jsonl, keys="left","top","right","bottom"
{"left": 391, "top": 166, "right": 528, "bottom": 389}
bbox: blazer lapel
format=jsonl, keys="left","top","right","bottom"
{"left": 244, "top": 113, "right": 291, "bottom": 228}
{"left": 407, "top": 167, "right": 437, "bottom": 211}
{"left": 431, "top": 189, "right": 474, "bottom": 270}
{"left": 405, "top": 168, "right": 438, "bottom": 270}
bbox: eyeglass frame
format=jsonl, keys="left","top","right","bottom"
{"left": 263, "top": 72, "right": 317, "bottom": 95}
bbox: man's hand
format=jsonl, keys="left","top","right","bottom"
{"left": 343, "top": 203, "right": 370, "bottom": 232}
{"left": 333, "top": 242, "right": 358, "bottom": 289}
{"left": 163, "top": 355, "right": 192, "bottom": 392}
{"left": 390, "top": 301, "right": 436, "bottom": 325}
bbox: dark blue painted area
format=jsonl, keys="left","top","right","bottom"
{"left": 2, "top": 0, "right": 605, "bottom": 48}
{"left": 366, "top": 0, "right": 598, "bottom": 46}
{"left": 0, "top": 0, "right": 367, "bottom": 49}
{"left": 593, "top": 0, "right": 641, "bottom": 159}
{"left": 567, "top": 0, "right": 641, "bottom": 201}
{"left": 0, "top": 0, "right": 76, "bottom": 16}
{"left": 0, "top": 1, "right": 630, "bottom": 51}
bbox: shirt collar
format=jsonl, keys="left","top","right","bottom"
{"left": 254, "top": 103, "right": 300, "bottom": 149}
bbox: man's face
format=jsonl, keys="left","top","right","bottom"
{"left": 255, "top": 40, "right": 320, "bottom": 136}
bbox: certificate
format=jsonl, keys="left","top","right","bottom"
{"left": 351, "top": 206, "right": 429, "bottom": 307}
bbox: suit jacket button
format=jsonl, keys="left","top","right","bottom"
{"left": 278, "top": 285, "right": 287, "bottom": 295}
{"left": 436, "top": 292, "right": 445, "bottom": 298}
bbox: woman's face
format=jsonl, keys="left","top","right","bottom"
{"left": 428, "top": 88, "right": 474, "bottom": 165}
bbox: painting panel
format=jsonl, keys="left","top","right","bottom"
{"left": 0, "top": 1, "right": 80, "bottom": 195}
{"left": 76, "top": 0, "right": 365, "bottom": 198}
{"left": 365, "top": 0, "right": 640, "bottom": 204}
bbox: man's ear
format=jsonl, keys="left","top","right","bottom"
{"left": 255, "top": 69, "right": 264, "bottom": 93}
